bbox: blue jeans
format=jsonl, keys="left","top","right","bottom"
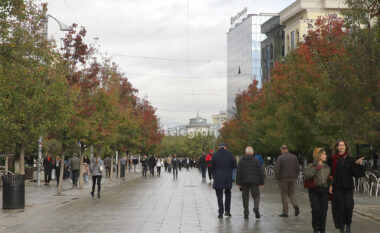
{"left": 84, "top": 174, "right": 89, "bottom": 183}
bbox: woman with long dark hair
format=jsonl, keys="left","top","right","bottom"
{"left": 304, "top": 148, "right": 332, "bottom": 233}
{"left": 90, "top": 153, "right": 104, "bottom": 198}
{"left": 329, "top": 140, "right": 365, "bottom": 233}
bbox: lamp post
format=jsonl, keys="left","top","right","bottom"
{"left": 37, "top": 14, "right": 71, "bottom": 186}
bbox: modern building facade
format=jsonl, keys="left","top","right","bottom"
{"left": 280, "top": 0, "right": 346, "bottom": 55}
{"left": 227, "top": 11, "right": 275, "bottom": 117}
{"left": 261, "top": 16, "right": 285, "bottom": 84}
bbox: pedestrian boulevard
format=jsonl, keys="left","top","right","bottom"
{"left": 1, "top": 169, "right": 379, "bottom": 233}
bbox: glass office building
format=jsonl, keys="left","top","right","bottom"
{"left": 227, "top": 13, "right": 274, "bottom": 117}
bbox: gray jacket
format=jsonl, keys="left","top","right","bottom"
{"left": 304, "top": 161, "right": 332, "bottom": 188}
{"left": 70, "top": 157, "right": 80, "bottom": 170}
{"left": 90, "top": 158, "right": 105, "bottom": 176}
{"left": 274, "top": 152, "right": 299, "bottom": 179}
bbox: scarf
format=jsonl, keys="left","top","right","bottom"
{"left": 331, "top": 153, "right": 346, "bottom": 177}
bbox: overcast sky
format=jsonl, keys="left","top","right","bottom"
{"left": 45, "top": 0, "right": 294, "bottom": 128}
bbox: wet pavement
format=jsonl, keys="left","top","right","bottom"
{"left": 1, "top": 169, "right": 380, "bottom": 233}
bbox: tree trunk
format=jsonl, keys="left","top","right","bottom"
{"left": 117, "top": 152, "right": 121, "bottom": 179}
{"left": 57, "top": 152, "right": 65, "bottom": 196}
{"left": 110, "top": 154, "right": 114, "bottom": 181}
{"left": 79, "top": 145, "right": 85, "bottom": 190}
{"left": 19, "top": 145, "right": 25, "bottom": 175}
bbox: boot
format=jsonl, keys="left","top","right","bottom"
{"left": 254, "top": 208, "right": 260, "bottom": 219}
{"left": 346, "top": 224, "right": 351, "bottom": 233}
{"left": 90, "top": 191, "right": 94, "bottom": 197}
{"left": 294, "top": 206, "right": 300, "bottom": 216}
{"left": 97, "top": 193, "right": 101, "bottom": 198}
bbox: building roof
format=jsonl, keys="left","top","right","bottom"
{"left": 279, "top": 0, "right": 347, "bottom": 24}
{"left": 261, "top": 16, "right": 282, "bottom": 34}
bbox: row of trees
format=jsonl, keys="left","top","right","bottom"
{"left": 0, "top": 0, "right": 162, "bottom": 193}
{"left": 220, "top": 0, "right": 379, "bottom": 158}
{"left": 156, "top": 134, "right": 216, "bottom": 158}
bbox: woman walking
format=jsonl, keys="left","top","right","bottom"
{"left": 157, "top": 158, "right": 163, "bottom": 176}
{"left": 90, "top": 153, "right": 104, "bottom": 198}
{"left": 55, "top": 156, "right": 61, "bottom": 186}
{"left": 304, "top": 148, "right": 332, "bottom": 233}
{"left": 329, "top": 140, "right": 365, "bottom": 233}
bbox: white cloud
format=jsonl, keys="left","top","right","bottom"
{"left": 45, "top": 0, "right": 295, "bottom": 128}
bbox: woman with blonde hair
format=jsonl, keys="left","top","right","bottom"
{"left": 304, "top": 148, "right": 332, "bottom": 233}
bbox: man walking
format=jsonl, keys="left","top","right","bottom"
{"left": 120, "top": 156, "right": 127, "bottom": 178}
{"left": 148, "top": 155, "right": 156, "bottom": 176}
{"left": 198, "top": 153, "right": 207, "bottom": 181}
{"left": 69, "top": 153, "right": 80, "bottom": 188}
{"left": 43, "top": 154, "right": 53, "bottom": 185}
{"left": 141, "top": 155, "right": 148, "bottom": 178}
{"left": 274, "top": 145, "right": 300, "bottom": 217}
{"left": 104, "top": 156, "right": 111, "bottom": 178}
{"left": 212, "top": 142, "right": 237, "bottom": 218}
{"left": 172, "top": 154, "right": 179, "bottom": 179}
{"left": 236, "top": 147, "right": 265, "bottom": 219}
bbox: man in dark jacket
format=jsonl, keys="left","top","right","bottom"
{"left": 236, "top": 146, "right": 264, "bottom": 219}
{"left": 43, "top": 154, "right": 53, "bottom": 185}
{"left": 172, "top": 154, "right": 179, "bottom": 179}
{"left": 274, "top": 145, "right": 300, "bottom": 217}
{"left": 141, "top": 155, "right": 148, "bottom": 178}
{"left": 104, "top": 156, "right": 111, "bottom": 178}
{"left": 148, "top": 155, "right": 156, "bottom": 176}
{"left": 212, "top": 142, "right": 237, "bottom": 218}
{"left": 198, "top": 153, "right": 207, "bottom": 180}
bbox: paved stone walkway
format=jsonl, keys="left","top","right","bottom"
{"left": 1, "top": 169, "right": 380, "bottom": 233}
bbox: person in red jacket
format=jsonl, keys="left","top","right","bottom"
{"left": 206, "top": 150, "right": 213, "bottom": 181}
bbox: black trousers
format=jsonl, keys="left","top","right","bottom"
{"left": 332, "top": 189, "right": 354, "bottom": 230}
{"left": 120, "top": 165, "right": 125, "bottom": 177}
{"left": 106, "top": 167, "right": 111, "bottom": 178}
{"left": 44, "top": 170, "right": 51, "bottom": 183}
{"left": 92, "top": 175, "right": 102, "bottom": 194}
{"left": 201, "top": 168, "right": 206, "bottom": 179}
{"left": 142, "top": 166, "right": 147, "bottom": 178}
{"left": 207, "top": 167, "right": 213, "bottom": 180}
{"left": 157, "top": 166, "right": 161, "bottom": 176}
{"left": 150, "top": 166, "right": 155, "bottom": 176}
{"left": 215, "top": 188, "right": 231, "bottom": 215}
{"left": 72, "top": 169, "right": 79, "bottom": 186}
{"left": 308, "top": 187, "right": 329, "bottom": 233}
{"left": 173, "top": 167, "right": 178, "bottom": 178}
{"left": 242, "top": 185, "right": 260, "bottom": 215}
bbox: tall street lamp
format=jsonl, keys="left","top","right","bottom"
{"left": 37, "top": 14, "right": 71, "bottom": 186}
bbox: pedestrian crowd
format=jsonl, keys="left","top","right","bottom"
{"left": 193, "top": 140, "right": 366, "bottom": 233}
{"left": 39, "top": 139, "right": 368, "bottom": 233}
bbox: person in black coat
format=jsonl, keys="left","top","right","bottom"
{"left": 172, "top": 154, "right": 179, "bottom": 179}
{"left": 329, "top": 140, "right": 365, "bottom": 233}
{"left": 43, "top": 154, "right": 53, "bottom": 185}
{"left": 212, "top": 142, "right": 237, "bottom": 218}
{"left": 148, "top": 155, "right": 156, "bottom": 176}
{"left": 198, "top": 153, "right": 207, "bottom": 180}
{"left": 236, "top": 146, "right": 264, "bottom": 219}
{"left": 140, "top": 155, "right": 148, "bottom": 178}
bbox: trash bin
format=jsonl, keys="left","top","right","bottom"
{"left": 2, "top": 175, "right": 25, "bottom": 209}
